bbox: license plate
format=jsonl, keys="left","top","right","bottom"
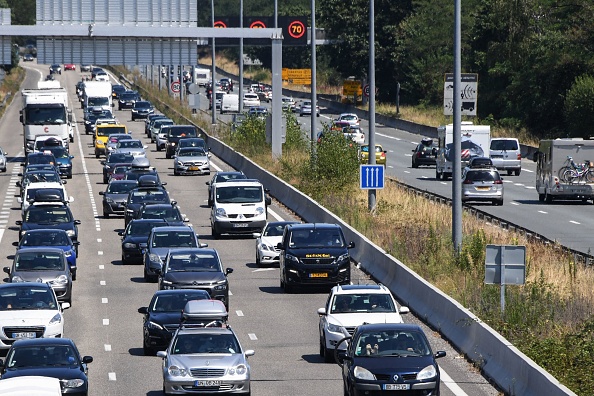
{"left": 383, "top": 384, "right": 410, "bottom": 390}
{"left": 12, "top": 332, "right": 36, "bottom": 339}
{"left": 233, "top": 223, "right": 248, "bottom": 228}
{"left": 309, "top": 273, "right": 328, "bottom": 278}
{"left": 476, "top": 186, "right": 491, "bottom": 191}
{"left": 188, "top": 166, "right": 199, "bottom": 171}
{"left": 195, "top": 380, "right": 221, "bottom": 387}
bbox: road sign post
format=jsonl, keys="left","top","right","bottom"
{"left": 360, "top": 165, "right": 385, "bottom": 190}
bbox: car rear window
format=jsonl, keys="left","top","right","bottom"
{"left": 490, "top": 140, "right": 518, "bottom": 151}
{"left": 466, "top": 170, "right": 500, "bottom": 182}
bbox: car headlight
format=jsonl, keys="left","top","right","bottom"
{"left": 20, "top": 230, "right": 27, "bottom": 236}
{"left": 64, "top": 250, "right": 72, "bottom": 257}
{"left": 260, "top": 243, "right": 270, "bottom": 251}
{"left": 337, "top": 253, "right": 350, "bottom": 262}
{"left": 354, "top": 366, "right": 376, "bottom": 381}
{"left": 61, "top": 379, "right": 85, "bottom": 388}
{"left": 285, "top": 253, "right": 299, "bottom": 263}
{"left": 168, "top": 365, "right": 188, "bottom": 377}
{"left": 54, "top": 274, "right": 69, "bottom": 285}
{"left": 66, "top": 230, "right": 76, "bottom": 237}
{"left": 123, "top": 242, "right": 137, "bottom": 249}
{"left": 161, "top": 279, "right": 172, "bottom": 285}
{"left": 170, "top": 142, "right": 176, "bottom": 146}
{"left": 215, "top": 208, "right": 227, "bottom": 217}
{"left": 11, "top": 275, "right": 24, "bottom": 283}
{"left": 105, "top": 197, "right": 114, "bottom": 203}
{"left": 327, "top": 323, "right": 343, "bottom": 333}
{"left": 147, "top": 321, "right": 164, "bottom": 330}
{"left": 228, "top": 364, "right": 247, "bottom": 376}
{"left": 214, "top": 281, "right": 227, "bottom": 291}
{"left": 417, "top": 364, "right": 437, "bottom": 380}
{"left": 49, "top": 313, "right": 63, "bottom": 325}
{"left": 176, "top": 161, "right": 183, "bottom": 167}
{"left": 149, "top": 253, "right": 162, "bottom": 264}
{"left": 255, "top": 206, "right": 265, "bottom": 216}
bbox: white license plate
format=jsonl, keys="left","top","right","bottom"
{"left": 383, "top": 384, "right": 410, "bottom": 390}
{"left": 12, "top": 332, "right": 36, "bottom": 339}
{"left": 195, "top": 380, "right": 221, "bottom": 387}
{"left": 233, "top": 223, "right": 249, "bottom": 228}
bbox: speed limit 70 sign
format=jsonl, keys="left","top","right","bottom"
{"left": 170, "top": 81, "right": 181, "bottom": 93}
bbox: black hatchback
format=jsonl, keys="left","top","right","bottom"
{"left": 337, "top": 323, "right": 446, "bottom": 396}
{"left": 411, "top": 138, "right": 437, "bottom": 168}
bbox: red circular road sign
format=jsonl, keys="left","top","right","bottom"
{"left": 170, "top": 81, "right": 181, "bottom": 93}
{"left": 214, "top": 20, "right": 227, "bottom": 28}
{"left": 250, "top": 20, "right": 266, "bottom": 29}
{"left": 363, "top": 84, "right": 370, "bottom": 97}
{"left": 288, "top": 20, "right": 305, "bottom": 39}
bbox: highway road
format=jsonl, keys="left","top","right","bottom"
{"left": 0, "top": 62, "right": 501, "bottom": 395}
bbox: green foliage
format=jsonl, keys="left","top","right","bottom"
{"left": 232, "top": 115, "right": 267, "bottom": 157}
{"left": 564, "top": 74, "right": 594, "bottom": 138}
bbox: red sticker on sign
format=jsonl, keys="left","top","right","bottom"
{"left": 288, "top": 20, "right": 305, "bottom": 39}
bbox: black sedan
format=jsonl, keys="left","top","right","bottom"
{"left": 49, "top": 64, "right": 61, "bottom": 74}
{"left": 411, "top": 138, "right": 437, "bottom": 168}
{"left": 118, "top": 91, "right": 140, "bottom": 110}
{"left": 118, "top": 219, "right": 170, "bottom": 265}
{"left": 0, "top": 337, "right": 92, "bottom": 396}
{"left": 131, "top": 101, "right": 154, "bottom": 121}
{"left": 123, "top": 186, "right": 170, "bottom": 226}
{"left": 101, "top": 152, "right": 134, "bottom": 184}
{"left": 337, "top": 323, "right": 446, "bottom": 396}
{"left": 99, "top": 180, "right": 138, "bottom": 217}
{"left": 137, "top": 289, "right": 210, "bottom": 355}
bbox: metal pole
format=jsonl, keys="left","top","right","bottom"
{"left": 239, "top": 0, "right": 244, "bottom": 113}
{"left": 211, "top": 0, "right": 217, "bottom": 125}
{"left": 367, "top": 0, "right": 376, "bottom": 211}
{"left": 500, "top": 247, "right": 506, "bottom": 315}
{"left": 274, "top": 0, "right": 278, "bottom": 28}
{"left": 272, "top": 36, "right": 282, "bottom": 158}
{"left": 310, "top": 0, "right": 317, "bottom": 143}
{"left": 452, "top": 0, "right": 462, "bottom": 251}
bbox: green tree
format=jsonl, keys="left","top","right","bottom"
{"left": 564, "top": 74, "right": 594, "bottom": 138}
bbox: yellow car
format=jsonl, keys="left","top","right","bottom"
{"left": 359, "top": 144, "right": 387, "bottom": 166}
{"left": 95, "top": 122, "right": 128, "bottom": 158}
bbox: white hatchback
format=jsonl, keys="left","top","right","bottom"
{"left": 337, "top": 113, "right": 360, "bottom": 126}
{"left": 243, "top": 93, "right": 261, "bottom": 108}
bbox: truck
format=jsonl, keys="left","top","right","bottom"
{"left": 534, "top": 138, "right": 594, "bottom": 203}
{"left": 81, "top": 80, "right": 113, "bottom": 111}
{"left": 193, "top": 67, "right": 211, "bottom": 87}
{"left": 435, "top": 122, "right": 491, "bottom": 180}
{"left": 20, "top": 87, "right": 73, "bottom": 153}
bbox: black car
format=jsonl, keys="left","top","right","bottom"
{"left": 205, "top": 171, "right": 247, "bottom": 207}
{"left": 162, "top": 125, "right": 200, "bottom": 159}
{"left": 24, "top": 152, "right": 57, "bottom": 168}
{"left": 278, "top": 223, "right": 355, "bottom": 293}
{"left": 38, "top": 146, "right": 73, "bottom": 179}
{"left": 101, "top": 152, "right": 134, "bottom": 183}
{"left": 124, "top": 186, "right": 171, "bottom": 226}
{"left": 337, "top": 323, "right": 446, "bottom": 396}
{"left": 145, "top": 114, "right": 167, "bottom": 137}
{"left": 131, "top": 101, "right": 154, "bottom": 121}
{"left": 17, "top": 203, "right": 81, "bottom": 254}
{"left": 16, "top": 169, "right": 62, "bottom": 196}
{"left": 137, "top": 289, "right": 211, "bottom": 355}
{"left": 83, "top": 107, "right": 114, "bottom": 134}
{"left": 90, "top": 67, "right": 104, "bottom": 79}
{"left": 137, "top": 203, "right": 188, "bottom": 225}
{"left": 99, "top": 180, "right": 138, "bottom": 217}
{"left": 111, "top": 84, "right": 126, "bottom": 100}
{"left": 118, "top": 219, "right": 170, "bottom": 265}
{"left": 49, "top": 64, "right": 61, "bottom": 74}
{"left": 157, "top": 248, "right": 233, "bottom": 310}
{"left": 118, "top": 91, "right": 140, "bottom": 110}
{"left": 0, "top": 338, "right": 92, "bottom": 396}
{"left": 411, "top": 138, "right": 437, "bottom": 168}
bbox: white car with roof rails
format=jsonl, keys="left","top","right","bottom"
{"left": 18, "top": 182, "right": 73, "bottom": 216}
{"left": 317, "top": 284, "right": 410, "bottom": 362}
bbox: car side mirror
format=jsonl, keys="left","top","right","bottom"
{"left": 199, "top": 242, "right": 208, "bottom": 248}
{"left": 347, "top": 241, "right": 355, "bottom": 249}
{"left": 205, "top": 181, "right": 210, "bottom": 185}
{"left": 99, "top": 191, "right": 105, "bottom": 195}
{"left": 225, "top": 268, "right": 234, "bottom": 275}
{"left": 532, "top": 151, "right": 541, "bottom": 162}
{"left": 12, "top": 242, "right": 18, "bottom": 247}
{"left": 74, "top": 220, "right": 81, "bottom": 225}
{"left": 118, "top": 231, "right": 124, "bottom": 236}
{"left": 139, "top": 243, "right": 148, "bottom": 249}
{"left": 82, "top": 356, "right": 93, "bottom": 364}
{"left": 61, "top": 302, "right": 71, "bottom": 310}
{"left": 69, "top": 196, "right": 75, "bottom": 203}
{"left": 317, "top": 308, "right": 326, "bottom": 316}
{"left": 156, "top": 351, "right": 167, "bottom": 359}
{"left": 137, "top": 307, "right": 148, "bottom": 314}
{"left": 252, "top": 232, "right": 261, "bottom": 238}
{"left": 435, "top": 351, "right": 447, "bottom": 358}
{"left": 15, "top": 181, "right": 21, "bottom": 187}
{"left": 265, "top": 196, "right": 272, "bottom": 206}
{"left": 3, "top": 267, "right": 10, "bottom": 274}
{"left": 15, "top": 220, "right": 22, "bottom": 226}
{"left": 245, "top": 350, "right": 255, "bottom": 357}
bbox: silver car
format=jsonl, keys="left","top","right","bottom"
{"left": 461, "top": 167, "right": 504, "bottom": 205}
{"left": 173, "top": 147, "right": 210, "bottom": 176}
{"left": 114, "top": 139, "right": 147, "bottom": 158}
{"left": 3, "top": 247, "right": 72, "bottom": 304}
{"left": 106, "top": 133, "right": 133, "bottom": 154}
{"left": 157, "top": 323, "right": 254, "bottom": 395}
{"left": 0, "top": 146, "right": 7, "bottom": 172}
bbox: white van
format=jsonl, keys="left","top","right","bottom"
{"left": 221, "top": 94, "right": 239, "bottom": 114}
{"left": 210, "top": 179, "right": 271, "bottom": 238}
{"left": 0, "top": 376, "right": 62, "bottom": 396}
{"left": 243, "top": 93, "right": 260, "bottom": 108}
{"left": 489, "top": 138, "right": 522, "bottom": 175}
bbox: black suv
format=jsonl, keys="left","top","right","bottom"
{"left": 157, "top": 248, "right": 233, "bottom": 310}
{"left": 278, "top": 223, "right": 354, "bottom": 293}
{"left": 118, "top": 91, "right": 141, "bottom": 110}
{"left": 124, "top": 186, "right": 171, "bottom": 226}
{"left": 162, "top": 125, "right": 199, "bottom": 159}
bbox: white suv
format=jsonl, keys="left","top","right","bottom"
{"left": 317, "top": 284, "right": 409, "bottom": 362}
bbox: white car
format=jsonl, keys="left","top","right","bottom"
{"left": 336, "top": 112, "right": 360, "bottom": 126}
{"left": 253, "top": 221, "right": 300, "bottom": 266}
{"left": 343, "top": 125, "right": 365, "bottom": 145}
{"left": 317, "top": 284, "right": 410, "bottom": 362}
{"left": 243, "top": 93, "right": 261, "bottom": 108}
{"left": 0, "top": 283, "right": 70, "bottom": 350}
{"left": 19, "top": 181, "right": 73, "bottom": 216}
{"left": 114, "top": 139, "right": 147, "bottom": 158}
{"left": 298, "top": 100, "right": 320, "bottom": 117}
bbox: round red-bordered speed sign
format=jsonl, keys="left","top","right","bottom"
{"left": 170, "top": 81, "right": 181, "bottom": 93}
{"left": 287, "top": 20, "right": 305, "bottom": 39}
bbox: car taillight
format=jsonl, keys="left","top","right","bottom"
{"left": 416, "top": 152, "right": 421, "bottom": 158}
{"left": 517, "top": 153, "right": 521, "bottom": 160}
{"left": 463, "top": 180, "right": 473, "bottom": 184}
{"left": 380, "top": 152, "right": 386, "bottom": 158}
{"left": 494, "top": 180, "right": 503, "bottom": 184}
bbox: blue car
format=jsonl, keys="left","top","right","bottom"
{"left": 38, "top": 146, "right": 73, "bottom": 179}
{"left": 13, "top": 229, "right": 79, "bottom": 280}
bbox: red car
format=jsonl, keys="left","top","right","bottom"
{"left": 108, "top": 163, "right": 132, "bottom": 181}
{"left": 64, "top": 64, "right": 76, "bottom": 71}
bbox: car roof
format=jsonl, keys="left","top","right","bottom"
{"left": 287, "top": 223, "right": 342, "bottom": 231}
{"left": 21, "top": 229, "right": 69, "bottom": 236}
{"left": 356, "top": 323, "right": 423, "bottom": 334}
{"left": 151, "top": 225, "right": 194, "bottom": 233}
{"left": 12, "top": 337, "right": 75, "bottom": 347}
{"left": 331, "top": 284, "right": 390, "bottom": 295}
{"left": 215, "top": 179, "right": 261, "bottom": 186}
{"left": 0, "top": 282, "right": 52, "bottom": 290}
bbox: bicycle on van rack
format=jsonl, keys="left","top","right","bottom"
{"left": 558, "top": 156, "right": 594, "bottom": 183}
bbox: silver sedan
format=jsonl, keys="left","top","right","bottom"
{"left": 114, "top": 139, "right": 147, "bottom": 158}
{"left": 173, "top": 147, "right": 210, "bottom": 176}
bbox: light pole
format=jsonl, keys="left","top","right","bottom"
{"left": 452, "top": 0, "right": 462, "bottom": 251}
{"left": 211, "top": 0, "right": 217, "bottom": 126}
{"left": 367, "top": 0, "right": 376, "bottom": 211}
{"left": 310, "top": 0, "right": 317, "bottom": 144}
{"left": 239, "top": 0, "right": 244, "bottom": 113}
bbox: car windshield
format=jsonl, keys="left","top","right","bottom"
{"left": 87, "top": 97, "right": 109, "bottom": 107}
{"left": 26, "top": 188, "right": 65, "bottom": 202}
{"left": 24, "top": 172, "right": 60, "bottom": 183}
{"left": 288, "top": 229, "right": 345, "bottom": 248}
{"left": 151, "top": 292, "right": 209, "bottom": 312}
{"left": 41, "top": 147, "right": 68, "bottom": 159}
{"left": 263, "top": 223, "right": 292, "bottom": 237}
{"left": 178, "top": 149, "right": 206, "bottom": 157}
{"left": 172, "top": 333, "right": 240, "bottom": 354}
{"left": 179, "top": 139, "right": 206, "bottom": 149}
{"left": 167, "top": 253, "right": 220, "bottom": 272}
{"left": 151, "top": 232, "right": 197, "bottom": 248}
{"left": 107, "top": 182, "right": 137, "bottom": 194}
{"left": 354, "top": 330, "right": 430, "bottom": 357}
{"left": 6, "top": 345, "right": 78, "bottom": 368}
{"left": 112, "top": 165, "right": 131, "bottom": 175}
{"left": 331, "top": 294, "right": 396, "bottom": 314}
{"left": 465, "top": 170, "right": 500, "bottom": 182}
{"left": 21, "top": 231, "right": 70, "bottom": 247}
{"left": 126, "top": 221, "right": 165, "bottom": 236}
{"left": 98, "top": 127, "right": 126, "bottom": 137}
{"left": 118, "top": 141, "right": 143, "bottom": 149}
{"left": 15, "top": 251, "right": 65, "bottom": 271}
{"left": 169, "top": 128, "right": 197, "bottom": 137}
{"left": 0, "top": 286, "right": 58, "bottom": 311}
{"left": 109, "top": 135, "right": 132, "bottom": 144}
{"left": 27, "top": 155, "right": 55, "bottom": 165}
{"left": 134, "top": 101, "right": 151, "bottom": 108}
{"left": 107, "top": 153, "right": 134, "bottom": 164}
{"left": 141, "top": 207, "right": 182, "bottom": 222}
{"left": 215, "top": 186, "right": 262, "bottom": 204}
{"left": 341, "top": 115, "right": 357, "bottom": 121}
{"left": 361, "top": 145, "right": 382, "bottom": 153}
{"left": 129, "top": 190, "right": 168, "bottom": 204}
{"left": 25, "top": 207, "right": 71, "bottom": 223}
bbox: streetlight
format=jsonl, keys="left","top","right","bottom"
{"left": 211, "top": 0, "right": 217, "bottom": 126}
{"left": 368, "top": 0, "right": 376, "bottom": 211}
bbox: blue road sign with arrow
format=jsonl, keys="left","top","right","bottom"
{"left": 360, "top": 165, "right": 385, "bottom": 189}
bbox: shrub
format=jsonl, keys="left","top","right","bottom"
{"left": 564, "top": 74, "right": 594, "bottom": 138}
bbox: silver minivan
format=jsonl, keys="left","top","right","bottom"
{"left": 489, "top": 138, "right": 521, "bottom": 175}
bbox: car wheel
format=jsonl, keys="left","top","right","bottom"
{"left": 538, "top": 193, "right": 545, "bottom": 202}
{"left": 515, "top": 169, "right": 521, "bottom": 176}
{"left": 435, "top": 169, "right": 441, "bottom": 180}
{"left": 545, "top": 190, "right": 553, "bottom": 203}
{"left": 283, "top": 280, "right": 294, "bottom": 293}
{"left": 67, "top": 174, "right": 72, "bottom": 179}
{"left": 412, "top": 160, "right": 418, "bottom": 168}
{"left": 255, "top": 252, "right": 261, "bottom": 266}
{"left": 211, "top": 226, "right": 220, "bottom": 239}
{"left": 1, "top": 167, "right": 6, "bottom": 172}
{"left": 507, "top": 170, "right": 513, "bottom": 176}
{"left": 323, "top": 338, "right": 335, "bottom": 363}
{"left": 95, "top": 151, "right": 100, "bottom": 159}
{"left": 163, "top": 385, "right": 172, "bottom": 396}
{"left": 166, "top": 152, "right": 171, "bottom": 159}
{"left": 143, "top": 342, "right": 155, "bottom": 356}
{"left": 173, "top": 169, "right": 179, "bottom": 176}
{"left": 71, "top": 270, "right": 77, "bottom": 281}
{"left": 156, "top": 144, "right": 161, "bottom": 152}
